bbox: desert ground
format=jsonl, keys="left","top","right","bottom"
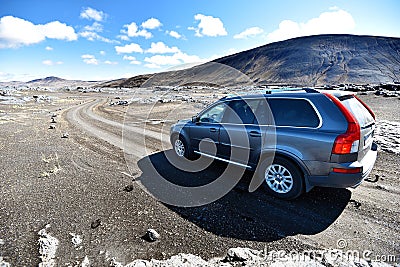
{"left": 0, "top": 87, "right": 399, "bottom": 266}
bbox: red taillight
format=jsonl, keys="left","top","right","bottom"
{"left": 353, "top": 94, "right": 376, "bottom": 119}
{"left": 323, "top": 93, "right": 361, "bottom": 154}
{"left": 333, "top": 167, "right": 362, "bottom": 174}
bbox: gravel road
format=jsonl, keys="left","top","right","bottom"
{"left": 0, "top": 91, "right": 399, "bottom": 266}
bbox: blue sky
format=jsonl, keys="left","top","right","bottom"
{"left": 0, "top": 0, "right": 399, "bottom": 82}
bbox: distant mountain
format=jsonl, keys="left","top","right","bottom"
{"left": 27, "top": 76, "right": 66, "bottom": 84}
{"left": 97, "top": 74, "right": 152, "bottom": 88}
{"left": 1, "top": 76, "right": 100, "bottom": 89}
{"left": 214, "top": 34, "right": 400, "bottom": 86}
{"left": 105, "top": 34, "right": 400, "bottom": 88}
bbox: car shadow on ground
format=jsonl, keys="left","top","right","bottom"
{"left": 136, "top": 150, "right": 351, "bottom": 242}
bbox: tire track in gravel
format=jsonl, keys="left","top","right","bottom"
{"left": 66, "top": 99, "right": 170, "bottom": 161}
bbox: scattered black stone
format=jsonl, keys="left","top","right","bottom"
{"left": 109, "top": 100, "right": 129, "bottom": 106}
{"left": 142, "top": 229, "right": 160, "bottom": 242}
{"left": 375, "top": 185, "right": 388, "bottom": 191}
{"left": 349, "top": 199, "right": 361, "bottom": 208}
{"left": 91, "top": 219, "right": 101, "bottom": 229}
{"left": 365, "top": 174, "right": 379, "bottom": 183}
{"left": 123, "top": 185, "right": 134, "bottom": 192}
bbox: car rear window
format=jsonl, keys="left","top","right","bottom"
{"left": 339, "top": 96, "right": 374, "bottom": 127}
{"left": 267, "top": 98, "right": 320, "bottom": 127}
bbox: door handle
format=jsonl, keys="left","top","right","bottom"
{"left": 210, "top": 128, "right": 218, "bottom": 132}
{"left": 249, "top": 131, "right": 261, "bottom": 137}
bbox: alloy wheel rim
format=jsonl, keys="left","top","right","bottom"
{"left": 174, "top": 139, "right": 185, "bottom": 157}
{"left": 265, "top": 164, "right": 294, "bottom": 193}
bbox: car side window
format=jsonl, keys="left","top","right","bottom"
{"left": 268, "top": 98, "right": 320, "bottom": 127}
{"left": 223, "top": 99, "right": 258, "bottom": 124}
{"left": 199, "top": 103, "right": 226, "bottom": 123}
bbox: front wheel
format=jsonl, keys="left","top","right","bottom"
{"left": 258, "top": 157, "right": 304, "bottom": 199}
{"left": 172, "top": 135, "right": 196, "bottom": 160}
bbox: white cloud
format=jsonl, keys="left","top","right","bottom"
{"left": 234, "top": 27, "right": 264, "bottom": 39}
{"left": 123, "top": 55, "right": 136, "bottom": 61}
{"left": 42, "top": 60, "right": 63, "bottom": 66}
{"left": 0, "top": 16, "right": 77, "bottom": 48}
{"left": 42, "top": 60, "right": 53, "bottom": 66}
{"left": 117, "top": 35, "right": 130, "bottom": 41}
{"left": 115, "top": 43, "right": 143, "bottom": 54}
{"left": 146, "top": 42, "right": 180, "bottom": 54}
{"left": 100, "top": 50, "right": 106, "bottom": 55}
{"left": 45, "top": 46, "right": 53, "bottom": 51}
{"left": 167, "top": 30, "right": 182, "bottom": 39}
{"left": 122, "top": 22, "right": 152, "bottom": 39}
{"left": 144, "top": 51, "right": 201, "bottom": 68}
{"left": 122, "top": 55, "right": 141, "bottom": 65}
{"left": 41, "top": 21, "right": 78, "bottom": 40}
{"left": 145, "top": 63, "right": 161, "bottom": 69}
{"left": 104, "top": 60, "right": 118, "bottom": 65}
{"left": 81, "top": 54, "right": 98, "bottom": 65}
{"left": 84, "top": 22, "right": 103, "bottom": 32}
{"left": 129, "top": 61, "right": 141, "bottom": 65}
{"left": 266, "top": 8, "right": 356, "bottom": 43}
{"left": 80, "top": 7, "right": 106, "bottom": 22}
{"left": 79, "top": 21, "right": 118, "bottom": 43}
{"left": 141, "top": 18, "right": 162, "bottom": 29}
{"left": 190, "top": 14, "right": 227, "bottom": 37}
{"left": 79, "top": 31, "right": 118, "bottom": 43}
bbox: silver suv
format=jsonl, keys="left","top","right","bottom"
{"left": 170, "top": 89, "right": 378, "bottom": 199}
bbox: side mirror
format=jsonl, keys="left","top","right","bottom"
{"left": 192, "top": 116, "right": 199, "bottom": 123}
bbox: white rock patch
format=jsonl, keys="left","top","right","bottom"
{"left": 81, "top": 256, "right": 90, "bottom": 267}
{"left": 69, "top": 233, "right": 83, "bottom": 249}
{"left": 375, "top": 120, "right": 400, "bottom": 154}
{"left": 0, "top": 257, "right": 11, "bottom": 267}
{"left": 38, "top": 225, "right": 59, "bottom": 267}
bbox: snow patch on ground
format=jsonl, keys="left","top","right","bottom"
{"left": 110, "top": 253, "right": 208, "bottom": 267}
{"left": 69, "top": 233, "right": 83, "bottom": 249}
{"left": 81, "top": 256, "right": 90, "bottom": 267}
{"left": 375, "top": 120, "right": 400, "bottom": 154}
{"left": 0, "top": 257, "right": 11, "bottom": 267}
{"left": 108, "top": 247, "right": 396, "bottom": 267}
{"left": 38, "top": 225, "right": 59, "bottom": 267}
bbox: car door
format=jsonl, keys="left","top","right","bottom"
{"left": 219, "top": 99, "right": 264, "bottom": 168}
{"left": 189, "top": 102, "right": 227, "bottom": 157}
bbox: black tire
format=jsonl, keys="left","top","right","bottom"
{"left": 172, "top": 135, "right": 196, "bottom": 160}
{"left": 258, "top": 156, "right": 304, "bottom": 199}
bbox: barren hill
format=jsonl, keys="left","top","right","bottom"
{"left": 106, "top": 34, "right": 400, "bottom": 87}
{"left": 215, "top": 34, "right": 400, "bottom": 86}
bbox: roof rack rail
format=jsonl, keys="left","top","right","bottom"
{"left": 303, "top": 88, "right": 320, "bottom": 93}
{"left": 265, "top": 87, "right": 320, "bottom": 94}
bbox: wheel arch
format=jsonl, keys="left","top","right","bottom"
{"left": 259, "top": 149, "right": 314, "bottom": 192}
{"left": 170, "top": 129, "right": 191, "bottom": 147}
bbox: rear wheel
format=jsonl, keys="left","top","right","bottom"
{"left": 259, "top": 157, "right": 304, "bottom": 199}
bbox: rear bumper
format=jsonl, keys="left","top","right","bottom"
{"left": 307, "top": 142, "right": 378, "bottom": 188}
